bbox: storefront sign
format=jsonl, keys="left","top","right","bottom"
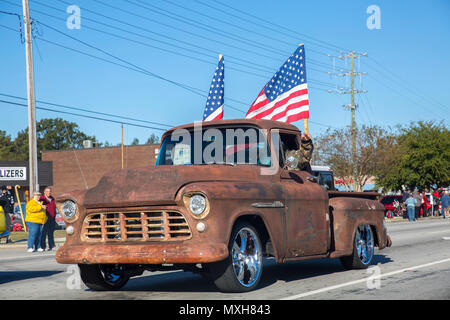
{"left": 0, "top": 167, "right": 27, "bottom": 181}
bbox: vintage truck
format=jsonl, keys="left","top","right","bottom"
{"left": 55, "top": 119, "right": 392, "bottom": 292}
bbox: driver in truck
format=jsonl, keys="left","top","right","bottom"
{"left": 285, "top": 132, "right": 314, "bottom": 172}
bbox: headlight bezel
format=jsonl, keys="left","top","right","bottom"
{"left": 183, "top": 192, "right": 210, "bottom": 219}
{"left": 59, "top": 200, "right": 79, "bottom": 222}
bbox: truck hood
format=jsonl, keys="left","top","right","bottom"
{"left": 83, "top": 165, "right": 259, "bottom": 208}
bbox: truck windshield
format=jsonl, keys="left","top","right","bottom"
{"left": 155, "top": 126, "right": 271, "bottom": 166}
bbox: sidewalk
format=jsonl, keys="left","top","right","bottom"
{"left": 0, "top": 237, "right": 66, "bottom": 249}
{"left": 384, "top": 215, "right": 445, "bottom": 223}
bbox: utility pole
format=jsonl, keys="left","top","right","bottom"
{"left": 22, "top": 0, "right": 39, "bottom": 196}
{"left": 121, "top": 124, "right": 124, "bottom": 169}
{"left": 336, "top": 51, "right": 368, "bottom": 191}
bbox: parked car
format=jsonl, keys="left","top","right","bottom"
{"left": 311, "top": 165, "right": 335, "bottom": 191}
{"left": 379, "top": 195, "right": 403, "bottom": 217}
{"left": 0, "top": 205, "right": 7, "bottom": 235}
{"left": 55, "top": 119, "right": 391, "bottom": 292}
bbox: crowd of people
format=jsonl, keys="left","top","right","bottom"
{"left": 0, "top": 185, "right": 15, "bottom": 243}
{"left": 402, "top": 189, "right": 450, "bottom": 222}
{"left": 0, "top": 185, "right": 56, "bottom": 252}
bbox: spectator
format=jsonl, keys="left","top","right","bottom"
{"left": 25, "top": 192, "right": 47, "bottom": 252}
{"left": 402, "top": 189, "right": 410, "bottom": 203}
{"left": 433, "top": 189, "right": 441, "bottom": 216}
{"left": 0, "top": 186, "right": 12, "bottom": 243}
{"left": 39, "top": 187, "right": 56, "bottom": 251}
{"left": 422, "top": 191, "right": 430, "bottom": 217}
{"left": 413, "top": 189, "right": 422, "bottom": 220}
{"left": 442, "top": 191, "right": 450, "bottom": 219}
{"left": 405, "top": 194, "right": 417, "bottom": 222}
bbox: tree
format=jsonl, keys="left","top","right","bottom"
{"left": 146, "top": 133, "right": 160, "bottom": 145}
{"left": 313, "top": 125, "right": 397, "bottom": 191}
{"left": 0, "top": 130, "right": 17, "bottom": 161}
{"left": 11, "top": 118, "right": 98, "bottom": 160}
{"left": 376, "top": 121, "right": 450, "bottom": 191}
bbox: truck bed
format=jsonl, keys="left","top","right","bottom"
{"left": 328, "top": 191, "right": 379, "bottom": 200}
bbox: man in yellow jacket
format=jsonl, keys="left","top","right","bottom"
{"left": 26, "top": 192, "right": 47, "bottom": 252}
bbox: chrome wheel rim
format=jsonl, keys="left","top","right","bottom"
{"left": 100, "top": 265, "right": 126, "bottom": 286}
{"left": 231, "top": 228, "right": 262, "bottom": 287}
{"left": 355, "top": 225, "right": 374, "bottom": 265}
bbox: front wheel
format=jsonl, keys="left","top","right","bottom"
{"left": 78, "top": 264, "right": 130, "bottom": 291}
{"left": 340, "top": 224, "right": 375, "bottom": 270}
{"left": 206, "top": 222, "right": 263, "bottom": 293}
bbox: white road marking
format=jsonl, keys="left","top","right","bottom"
{"left": 426, "top": 230, "right": 450, "bottom": 235}
{"left": 281, "top": 257, "right": 450, "bottom": 300}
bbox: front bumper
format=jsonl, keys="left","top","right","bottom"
{"left": 56, "top": 242, "right": 229, "bottom": 265}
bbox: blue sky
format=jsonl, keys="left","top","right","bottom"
{"left": 0, "top": 0, "right": 449, "bottom": 145}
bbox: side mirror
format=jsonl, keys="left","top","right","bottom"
{"left": 284, "top": 156, "right": 298, "bottom": 170}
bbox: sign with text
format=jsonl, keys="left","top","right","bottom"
{"left": 0, "top": 167, "right": 27, "bottom": 181}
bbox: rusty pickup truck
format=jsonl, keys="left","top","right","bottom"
{"left": 55, "top": 119, "right": 392, "bottom": 292}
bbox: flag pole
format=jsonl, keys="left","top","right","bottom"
{"left": 299, "top": 43, "right": 309, "bottom": 134}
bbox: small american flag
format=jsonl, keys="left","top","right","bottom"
{"left": 203, "top": 55, "right": 224, "bottom": 122}
{"left": 246, "top": 45, "right": 309, "bottom": 123}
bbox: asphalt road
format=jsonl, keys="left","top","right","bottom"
{"left": 1, "top": 218, "right": 450, "bottom": 301}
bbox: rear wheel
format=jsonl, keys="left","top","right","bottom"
{"left": 340, "top": 225, "right": 375, "bottom": 270}
{"left": 78, "top": 264, "right": 130, "bottom": 291}
{"left": 207, "top": 222, "right": 263, "bottom": 293}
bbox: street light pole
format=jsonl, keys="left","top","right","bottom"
{"left": 22, "top": 0, "right": 39, "bottom": 195}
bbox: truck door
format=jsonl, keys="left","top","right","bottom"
{"left": 277, "top": 131, "right": 329, "bottom": 257}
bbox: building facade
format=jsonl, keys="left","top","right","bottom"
{"left": 0, "top": 161, "right": 53, "bottom": 201}
{"left": 41, "top": 144, "right": 159, "bottom": 197}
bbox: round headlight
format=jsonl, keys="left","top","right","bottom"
{"left": 62, "top": 200, "right": 77, "bottom": 220}
{"left": 189, "top": 195, "right": 206, "bottom": 216}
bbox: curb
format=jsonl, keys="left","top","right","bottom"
{"left": 384, "top": 216, "right": 444, "bottom": 223}
{"left": 0, "top": 237, "right": 66, "bottom": 249}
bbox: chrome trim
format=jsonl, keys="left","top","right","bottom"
{"left": 251, "top": 201, "right": 284, "bottom": 208}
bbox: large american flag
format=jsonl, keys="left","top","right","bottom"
{"left": 246, "top": 45, "right": 309, "bottom": 123}
{"left": 203, "top": 55, "right": 224, "bottom": 122}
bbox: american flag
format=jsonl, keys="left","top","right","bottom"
{"left": 246, "top": 45, "right": 309, "bottom": 123}
{"left": 203, "top": 55, "right": 224, "bottom": 122}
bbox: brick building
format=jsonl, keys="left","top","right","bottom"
{"left": 41, "top": 144, "right": 159, "bottom": 197}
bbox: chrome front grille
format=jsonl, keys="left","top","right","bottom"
{"left": 81, "top": 211, "right": 192, "bottom": 242}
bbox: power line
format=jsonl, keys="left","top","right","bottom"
{"left": 366, "top": 57, "right": 449, "bottom": 114}
{"left": 0, "top": 99, "right": 168, "bottom": 131}
{"left": 0, "top": 21, "right": 251, "bottom": 115}
{"left": 120, "top": 0, "right": 348, "bottom": 72}
{"left": 207, "top": 0, "right": 352, "bottom": 54}
{"left": 0, "top": 22, "right": 337, "bottom": 130}
{"left": 32, "top": 0, "right": 277, "bottom": 77}
{"left": 0, "top": 92, "right": 174, "bottom": 128}
{"left": 13, "top": 0, "right": 339, "bottom": 85}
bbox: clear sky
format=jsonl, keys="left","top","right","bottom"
{"left": 0, "top": 0, "right": 449, "bottom": 146}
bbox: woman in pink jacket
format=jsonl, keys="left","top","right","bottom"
{"left": 39, "top": 187, "right": 56, "bottom": 251}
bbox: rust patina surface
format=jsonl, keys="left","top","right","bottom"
{"left": 56, "top": 119, "right": 391, "bottom": 267}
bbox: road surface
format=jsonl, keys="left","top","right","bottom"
{"left": 1, "top": 218, "right": 450, "bottom": 301}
